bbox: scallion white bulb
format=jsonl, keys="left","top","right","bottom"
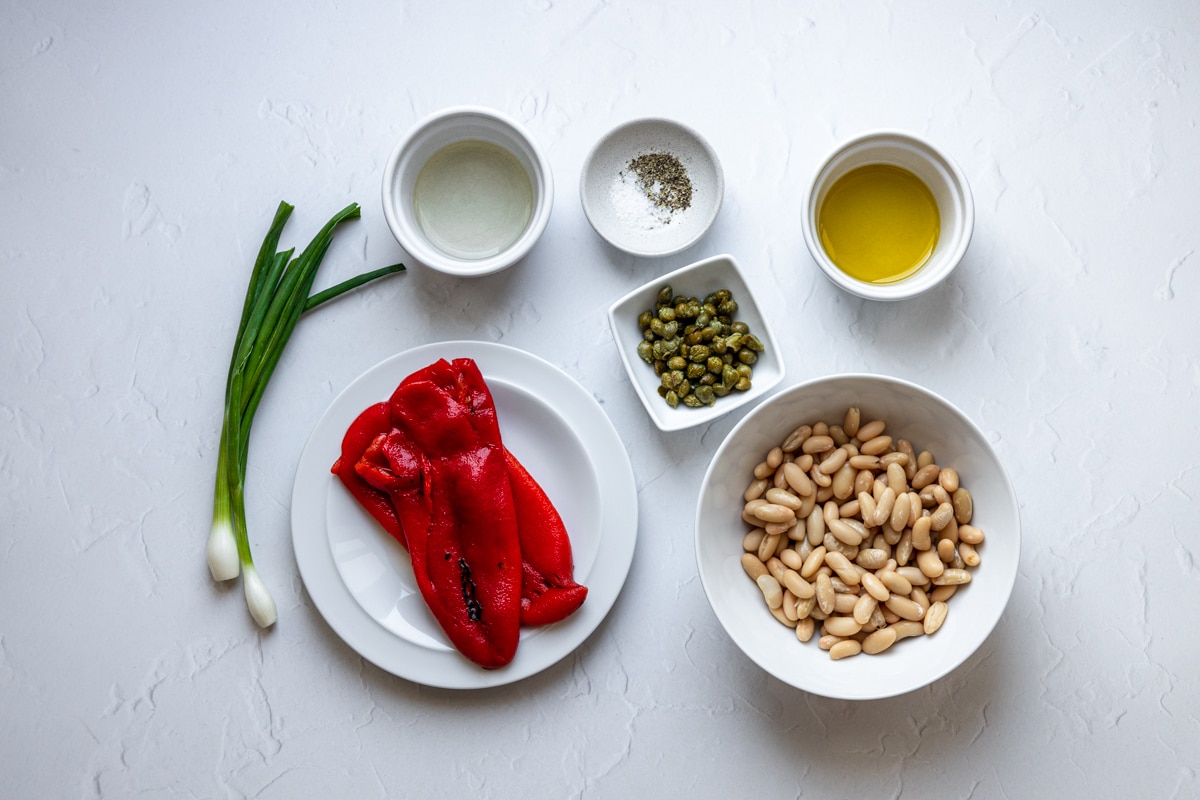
{"left": 206, "top": 517, "right": 240, "bottom": 581}
{"left": 242, "top": 565, "right": 278, "bottom": 628}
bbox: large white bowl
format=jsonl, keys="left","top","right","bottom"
{"left": 695, "top": 373, "right": 1020, "bottom": 700}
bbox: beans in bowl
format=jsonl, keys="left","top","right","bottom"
{"left": 738, "top": 407, "right": 984, "bottom": 658}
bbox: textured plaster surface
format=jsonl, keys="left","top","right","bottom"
{"left": 2, "top": 1, "right": 1198, "bottom": 797}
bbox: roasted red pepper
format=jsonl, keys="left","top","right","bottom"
{"left": 505, "top": 449, "right": 588, "bottom": 626}
{"left": 330, "top": 402, "right": 405, "bottom": 547}
{"left": 331, "top": 357, "right": 587, "bottom": 668}
{"left": 384, "top": 358, "right": 522, "bottom": 669}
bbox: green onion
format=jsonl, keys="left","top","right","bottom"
{"left": 207, "top": 201, "right": 404, "bottom": 627}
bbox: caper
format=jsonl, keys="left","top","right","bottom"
{"left": 633, "top": 283, "right": 766, "bottom": 412}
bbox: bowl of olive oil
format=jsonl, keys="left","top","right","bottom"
{"left": 802, "top": 131, "right": 973, "bottom": 301}
{"left": 382, "top": 106, "right": 554, "bottom": 277}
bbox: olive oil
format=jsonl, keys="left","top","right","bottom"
{"left": 413, "top": 140, "right": 533, "bottom": 260}
{"left": 817, "top": 163, "right": 940, "bottom": 284}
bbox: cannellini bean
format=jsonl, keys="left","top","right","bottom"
{"left": 823, "top": 615, "right": 862, "bottom": 637}
{"left": 824, "top": 551, "right": 861, "bottom": 585}
{"left": 831, "top": 463, "right": 857, "bottom": 500}
{"left": 754, "top": 503, "right": 796, "bottom": 525}
{"left": 891, "top": 620, "right": 926, "bottom": 640}
{"left": 757, "top": 574, "right": 783, "bottom": 609}
{"left": 781, "top": 425, "right": 812, "bottom": 453}
{"left": 766, "top": 487, "right": 803, "bottom": 511}
{"left": 855, "top": 548, "right": 889, "bottom": 570}
{"left": 801, "top": 435, "right": 835, "bottom": 455}
{"left": 959, "top": 542, "right": 981, "bottom": 567}
{"left": 853, "top": 594, "right": 878, "bottom": 625}
{"left": 856, "top": 419, "right": 886, "bottom": 442}
{"left": 849, "top": 454, "right": 881, "bottom": 471}
{"left": 889, "top": 493, "right": 911, "bottom": 532}
{"left": 765, "top": 556, "right": 787, "bottom": 582}
{"left": 938, "top": 467, "right": 960, "bottom": 493}
{"left": 873, "top": 487, "right": 896, "bottom": 527}
{"left": 860, "top": 434, "right": 894, "bottom": 456}
{"left": 916, "top": 548, "right": 945, "bottom": 579}
{"left": 953, "top": 488, "right": 973, "bottom": 524}
{"left": 741, "top": 553, "right": 768, "bottom": 581}
{"left": 795, "top": 617, "right": 815, "bottom": 642}
{"left": 896, "top": 565, "right": 930, "bottom": 586}
{"left": 800, "top": 545, "right": 826, "bottom": 579}
{"left": 878, "top": 569, "right": 913, "bottom": 596}
{"left": 862, "top": 627, "right": 898, "bottom": 655}
{"left": 886, "top": 462, "right": 908, "bottom": 494}
{"left": 779, "top": 548, "right": 804, "bottom": 570}
{"left": 843, "top": 407, "right": 861, "bottom": 438}
{"left": 782, "top": 569, "right": 815, "bottom": 600}
{"left": 766, "top": 446, "right": 784, "bottom": 469}
{"left": 861, "top": 572, "right": 891, "bottom": 602}
{"left": 743, "top": 529, "right": 766, "bottom": 552}
{"left": 911, "top": 463, "right": 941, "bottom": 489}
{"left": 937, "top": 538, "right": 957, "bottom": 563}
{"left": 828, "top": 518, "right": 864, "bottom": 547}
{"left": 818, "top": 447, "right": 848, "bottom": 475}
{"left": 885, "top": 594, "right": 925, "bottom": 621}
{"left": 930, "top": 502, "right": 955, "bottom": 531}
{"left": 817, "top": 634, "right": 842, "bottom": 651}
{"left": 911, "top": 516, "right": 933, "bottom": 551}
{"left": 782, "top": 461, "right": 814, "bottom": 496}
{"left": 933, "top": 568, "right": 972, "bottom": 586}
{"left": 815, "top": 573, "right": 836, "bottom": 614}
{"left": 757, "top": 532, "right": 781, "bottom": 562}
{"left": 769, "top": 604, "right": 798, "bottom": 627}
{"left": 744, "top": 477, "right": 769, "bottom": 501}
{"left": 959, "top": 524, "right": 985, "bottom": 545}
{"left": 829, "top": 639, "right": 862, "bottom": 660}
{"left": 929, "top": 584, "right": 958, "bottom": 603}
{"left": 924, "top": 601, "right": 948, "bottom": 634}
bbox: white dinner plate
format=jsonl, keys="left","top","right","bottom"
{"left": 291, "top": 340, "right": 638, "bottom": 688}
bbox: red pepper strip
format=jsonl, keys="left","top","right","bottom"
{"left": 386, "top": 358, "right": 522, "bottom": 669}
{"left": 330, "top": 402, "right": 405, "bottom": 547}
{"left": 504, "top": 449, "right": 588, "bottom": 626}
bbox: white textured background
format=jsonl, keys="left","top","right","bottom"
{"left": 3, "top": 1, "right": 1198, "bottom": 797}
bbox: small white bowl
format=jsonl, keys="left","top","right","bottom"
{"left": 695, "top": 373, "right": 1020, "bottom": 700}
{"left": 381, "top": 106, "right": 554, "bottom": 277}
{"left": 581, "top": 118, "right": 724, "bottom": 257}
{"left": 801, "top": 131, "right": 974, "bottom": 301}
{"left": 607, "top": 254, "right": 783, "bottom": 432}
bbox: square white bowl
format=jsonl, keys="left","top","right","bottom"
{"left": 606, "top": 254, "right": 784, "bottom": 432}
{"left": 695, "top": 373, "right": 1021, "bottom": 700}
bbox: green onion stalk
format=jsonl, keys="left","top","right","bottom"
{"left": 207, "top": 201, "right": 404, "bottom": 627}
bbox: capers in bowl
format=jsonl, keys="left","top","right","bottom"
{"left": 636, "top": 284, "right": 765, "bottom": 409}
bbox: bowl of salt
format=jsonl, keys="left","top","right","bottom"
{"left": 580, "top": 118, "right": 724, "bottom": 258}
